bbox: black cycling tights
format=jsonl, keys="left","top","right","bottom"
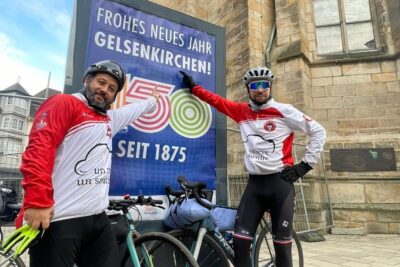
{"left": 233, "top": 172, "right": 295, "bottom": 267}
{"left": 29, "top": 212, "right": 119, "bottom": 267}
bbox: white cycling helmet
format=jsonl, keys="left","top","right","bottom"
{"left": 243, "top": 66, "right": 274, "bottom": 86}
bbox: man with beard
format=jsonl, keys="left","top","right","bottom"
{"left": 180, "top": 67, "right": 325, "bottom": 267}
{"left": 17, "top": 60, "right": 160, "bottom": 267}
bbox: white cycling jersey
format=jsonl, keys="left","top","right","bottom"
{"left": 17, "top": 93, "right": 156, "bottom": 226}
{"left": 192, "top": 85, "right": 326, "bottom": 175}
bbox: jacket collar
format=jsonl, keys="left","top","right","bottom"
{"left": 248, "top": 98, "right": 274, "bottom": 111}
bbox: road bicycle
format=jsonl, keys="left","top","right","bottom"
{"left": 108, "top": 195, "right": 199, "bottom": 267}
{"left": 165, "top": 176, "right": 304, "bottom": 267}
{"left": 1, "top": 195, "right": 198, "bottom": 267}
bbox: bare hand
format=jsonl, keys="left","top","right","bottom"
{"left": 152, "top": 86, "right": 160, "bottom": 102}
{"left": 24, "top": 207, "right": 54, "bottom": 230}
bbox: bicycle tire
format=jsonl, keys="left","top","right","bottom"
{"left": 0, "top": 250, "right": 26, "bottom": 267}
{"left": 168, "top": 229, "right": 230, "bottom": 267}
{"left": 120, "top": 232, "right": 199, "bottom": 267}
{"left": 254, "top": 225, "right": 304, "bottom": 267}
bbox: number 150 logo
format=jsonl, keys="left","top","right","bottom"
{"left": 112, "top": 75, "right": 212, "bottom": 139}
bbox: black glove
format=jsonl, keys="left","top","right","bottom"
{"left": 281, "top": 161, "right": 312, "bottom": 183}
{"left": 179, "top": 71, "right": 196, "bottom": 93}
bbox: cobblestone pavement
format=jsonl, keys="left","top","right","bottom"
{"left": 3, "top": 224, "right": 400, "bottom": 266}
{"left": 301, "top": 234, "right": 400, "bottom": 267}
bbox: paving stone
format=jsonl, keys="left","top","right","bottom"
{"left": 302, "top": 234, "right": 400, "bottom": 266}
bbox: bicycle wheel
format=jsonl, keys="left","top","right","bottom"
{"left": 254, "top": 225, "right": 303, "bottom": 267}
{"left": 169, "top": 229, "right": 230, "bottom": 267}
{"left": 121, "top": 232, "right": 199, "bottom": 267}
{"left": 0, "top": 250, "right": 26, "bottom": 267}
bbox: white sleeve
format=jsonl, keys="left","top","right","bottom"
{"left": 284, "top": 105, "right": 326, "bottom": 166}
{"left": 108, "top": 96, "right": 157, "bottom": 136}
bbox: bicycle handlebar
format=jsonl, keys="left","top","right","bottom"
{"left": 108, "top": 195, "right": 163, "bottom": 212}
{"left": 178, "top": 176, "right": 207, "bottom": 190}
{"left": 166, "top": 176, "right": 214, "bottom": 210}
{"left": 165, "top": 185, "right": 185, "bottom": 198}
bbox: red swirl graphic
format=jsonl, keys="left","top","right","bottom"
{"left": 125, "top": 78, "right": 174, "bottom": 133}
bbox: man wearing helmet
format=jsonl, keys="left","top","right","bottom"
{"left": 17, "top": 60, "right": 160, "bottom": 267}
{"left": 180, "top": 68, "right": 325, "bottom": 267}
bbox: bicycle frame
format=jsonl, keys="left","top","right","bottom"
{"left": 191, "top": 217, "right": 271, "bottom": 266}
{"left": 188, "top": 216, "right": 267, "bottom": 265}
{"left": 121, "top": 206, "right": 156, "bottom": 267}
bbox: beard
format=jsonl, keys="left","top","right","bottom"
{"left": 248, "top": 88, "right": 272, "bottom": 106}
{"left": 250, "top": 95, "right": 268, "bottom": 106}
{"left": 85, "top": 84, "right": 111, "bottom": 110}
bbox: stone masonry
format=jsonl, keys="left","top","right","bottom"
{"left": 148, "top": 0, "right": 400, "bottom": 234}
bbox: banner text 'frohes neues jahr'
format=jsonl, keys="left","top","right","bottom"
{"left": 93, "top": 7, "right": 213, "bottom": 75}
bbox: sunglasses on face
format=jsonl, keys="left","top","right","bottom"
{"left": 248, "top": 81, "right": 271, "bottom": 91}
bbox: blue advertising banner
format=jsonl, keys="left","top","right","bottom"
{"left": 85, "top": 0, "right": 217, "bottom": 196}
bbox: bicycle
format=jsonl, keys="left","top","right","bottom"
{"left": 164, "top": 176, "right": 304, "bottom": 267}
{"left": 107, "top": 195, "right": 199, "bottom": 267}
{"left": 0, "top": 185, "right": 25, "bottom": 267}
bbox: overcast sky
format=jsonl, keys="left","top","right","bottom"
{"left": 0, "top": 0, "right": 73, "bottom": 95}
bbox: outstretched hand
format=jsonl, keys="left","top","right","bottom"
{"left": 152, "top": 86, "right": 160, "bottom": 102}
{"left": 179, "top": 71, "right": 196, "bottom": 92}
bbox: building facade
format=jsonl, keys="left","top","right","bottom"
{"left": 0, "top": 83, "right": 32, "bottom": 192}
{"left": 148, "top": 0, "right": 400, "bottom": 234}
{"left": 0, "top": 83, "right": 60, "bottom": 198}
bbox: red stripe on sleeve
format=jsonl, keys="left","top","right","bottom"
{"left": 282, "top": 133, "right": 294, "bottom": 166}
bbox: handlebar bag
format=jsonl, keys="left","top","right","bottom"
{"left": 210, "top": 206, "right": 237, "bottom": 231}
{"left": 164, "top": 198, "right": 211, "bottom": 229}
{"left": 164, "top": 203, "right": 192, "bottom": 229}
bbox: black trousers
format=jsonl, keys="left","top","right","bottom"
{"left": 29, "top": 212, "right": 120, "bottom": 267}
{"left": 233, "top": 173, "right": 295, "bottom": 267}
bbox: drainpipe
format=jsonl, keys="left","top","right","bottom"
{"left": 264, "top": 23, "right": 276, "bottom": 68}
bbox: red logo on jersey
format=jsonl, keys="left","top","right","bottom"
{"left": 264, "top": 121, "right": 276, "bottom": 132}
{"left": 106, "top": 125, "right": 112, "bottom": 138}
{"left": 36, "top": 112, "right": 48, "bottom": 130}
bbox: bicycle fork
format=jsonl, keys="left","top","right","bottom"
{"left": 126, "top": 229, "right": 155, "bottom": 267}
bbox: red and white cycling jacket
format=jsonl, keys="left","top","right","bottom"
{"left": 17, "top": 93, "right": 156, "bottom": 227}
{"left": 192, "top": 85, "right": 326, "bottom": 174}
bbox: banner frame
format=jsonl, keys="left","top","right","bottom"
{"left": 65, "top": 0, "right": 227, "bottom": 205}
